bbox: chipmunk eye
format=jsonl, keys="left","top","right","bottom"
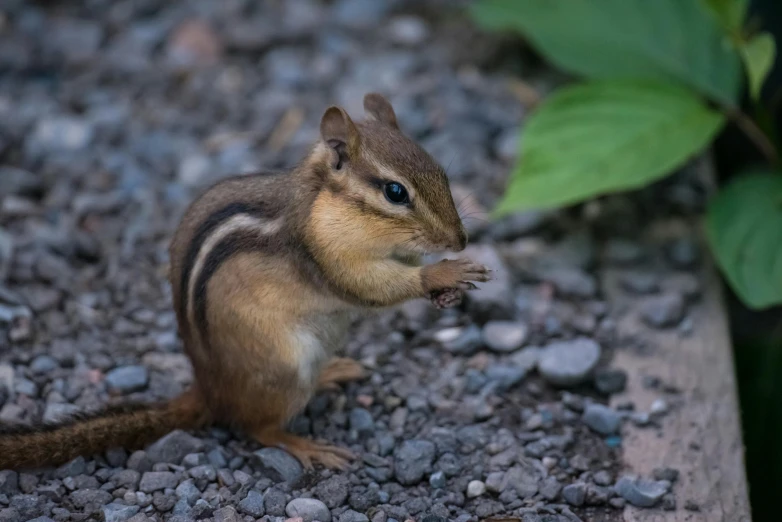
{"left": 384, "top": 182, "right": 409, "bottom": 205}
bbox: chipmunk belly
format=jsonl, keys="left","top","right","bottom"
{"left": 291, "top": 311, "right": 353, "bottom": 385}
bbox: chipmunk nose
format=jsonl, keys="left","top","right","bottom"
{"left": 448, "top": 227, "right": 468, "bottom": 252}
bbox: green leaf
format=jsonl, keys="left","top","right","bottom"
{"left": 701, "top": 0, "right": 748, "bottom": 34}
{"left": 471, "top": 0, "right": 743, "bottom": 105}
{"left": 495, "top": 80, "right": 725, "bottom": 214}
{"left": 739, "top": 33, "right": 776, "bottom": 101}
{"left": 706, "top": 171, "right": 782, "bottom": 309}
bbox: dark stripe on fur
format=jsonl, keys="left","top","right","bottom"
{"left": 179, "top": 202, "right": 268, "bottom": 320}
{"left": 193, "top": 230, "right": 273, "bottom": 338}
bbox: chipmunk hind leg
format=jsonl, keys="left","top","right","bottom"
{"left": 317, "top": 357, "right": 367, "bottom": 391}
{"left": 254, "top": 425, "right": 354, "bottom": 470}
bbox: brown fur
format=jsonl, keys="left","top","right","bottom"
{"left": 0, "top": 93, "right": 489, "bottom": 471}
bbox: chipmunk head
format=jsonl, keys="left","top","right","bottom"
{"left": 316, "top": 93, "right": 467, "bottom": 255}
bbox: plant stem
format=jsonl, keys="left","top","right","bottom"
{"left": 725, "top": 107, "right": 780, "bottom": 166}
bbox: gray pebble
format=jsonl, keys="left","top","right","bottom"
{"left": 175, "top": 480, "right": 200, "bottom": 505}
{"left": 285, "top": 498, "right": 331, "bottom": 522}
{"left": 582, "top": 403, "right": 622, "bottom": 435}
{"left": 482, "top": 321, "right": 528, "bottom": 352}
{"left": 105, "top": 365, "right": 149, "bottom": 393}
{"left": 539, "top": 338, "right": 601, "bottom": 386}
{"left": 666, "top": 238, "right": 699, "bottom": 268}
{"left": 653, "top": 467, "right": 680, "bottom": 483}
{"left": 485, "top": 364, "right": 526, "bottom": 391}
{"left": 314, "top": 474, "right": 348, "bottom": 508}
{"left": 562, "top": 483, "right": 586, "bottom": 506}
{"left": 340, "top": 510, "right": 370, "bottom": 522}
{"left": 138, "top": 472, "right": 177, "bottom": 493}
{"left": 253, "top": 447, "right": 303, "bottom": 483}
{"left": 264, "top": 488, "right": 287, "bottom": 516}
{"left": 436, "top": 325, "right": 482, "bottom": 355}
{"left": 593, "top": 470, "right": 613, "bottom": 486}
{"left": 102, "top": 503, "right": 140, "bottom": 522}
{"left": 394, "top": 440, "right": 435, "bottom": 485}
{"left": 0, "top": 471, "right": 18, "bottom": 496}
{"left": 539, "top": 476, "right": 562, "bottom": 500}
{"left": 466, "top": 480, "right": 486, "bottom": 498}
{"left": 387, "top": 16, "right": 429, "bottom": 46}
{"left": 146, "top": 431, "right": 204, "bottom": 464}
{"left": 213, "top": 506, "right": 240, "bottom": 522}
{"left": 29, "top": 355, "right": 58, "bottom": 374}
{"left": 429, "top": 471, "right": 446, "bottom": 489}
{"left": 237, "top": 490, "right": 265, "bottom": 517}
{"left": 615, "top": 475, "right": 668, "bottom": 507}
{"left": 56, "top": 457, "right": 86, "bottom": 478}
{"left": 640, "top": 294, "right": 685, "bottom": 328}
{"left": 620, "top": 271, "right": 660, "bottom": 295}
{"left": 349, "top": 407, "right": 374, "bottom": 435}
{"left": 594, "top": 369, "right": 628, "bottom": 395}
{"left": 541, "top": 267, "right": 597, "bottom": 298}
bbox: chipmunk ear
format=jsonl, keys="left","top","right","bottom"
{"left": 363, "top": 93, "right": 398, "bottom": 129}
{"left": 320, "top": 106, "right": 360, "bottom": 170}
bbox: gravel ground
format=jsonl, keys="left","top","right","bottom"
{"left": 0, "top": 1, "right": 706, "bottom": 521}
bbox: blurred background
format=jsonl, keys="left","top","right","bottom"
{"left": 0, "top": 0, "right": 780, "bottom": 521}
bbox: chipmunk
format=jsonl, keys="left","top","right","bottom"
{"left": 0, "top": 93, "right": 490, "bottom": 471}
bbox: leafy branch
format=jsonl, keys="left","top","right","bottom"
{"left": 471, "top": 0, "right": 782, "bottom": 309}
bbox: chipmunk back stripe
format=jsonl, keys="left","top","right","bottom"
{"left": 193, "top": 229, "right": 276, "bottom": 339}
{"left": 179, "top": 202, "right": 268, "bottom": 322}
{"left": 187, "top": 214, "right": 284, "bottom": 337}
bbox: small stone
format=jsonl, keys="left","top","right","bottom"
{"left": 253, "top": 448, "right": 303, "bottom": 483}
{"left": 126, "top": 451, "right": 152, "bottom": 472}
{"left": 563, "top": 483, "right": 587, "bottom": 506}
{"left": 594, "top": 369, "right": 628, "bottom": 395}
{"left": 349, "top": 408, "right": 374, "bottom": 435}
{"left": 388, "top": 16, "right": 429, "bottom": 46}
{"left": 610, "top": 497, "right": 626, "bottom": 509}
{"left": 105, "top": 447, "right": 128, "bottom": 468}
{"left": 28, "top": 117, "right": 94, "bottom": 153}
{"left": 640, "top": 294, "right": 685, "bottom": 328}
{"left": 482, "top": 321, "right": 528, "bottom": 352}
{"left": 238, "top": 490, "right": 264, "bottom": 517}
{"left": 43, "top": 403, "right": 79, "bottom": 424}
{"left": 615, "top": 475, "right": 668, "bottom": 507}
{"left": 485, "top": 364, "right": 526, "bottom": 391}
{"left": 175, "top": 480, "right": 200, "bottom": 505}
{"left": 139, "top": 472, "right": 177, "bottom": 493}
{"left": 340, "top": 510, "right": 370, "bottom": 522}
{"left": 593, "top": 470, "right": 613, "bottom": 486}
{"left": 666, "top": 238, "right": 700, "bottom": 268}
{"left": 650, "top": 398, "right": 669, "bottom": 415}
{"left": 146, "top": 431, "right": 204, "bottom": 464}
{"left": 467, "top": 480, "right": 486, "bottom": 498}
{"left": 29, "top": 355, "right": 58, "bottom": 374}
{"left": 436, "top": 325, "right": 482, "bottom": 355}
{"left": 685, "top": 499, "right": 701, "bottom": 511}
{"left": 604, "top": 239, "right": 645, "bottom": 265}
{"left": 0, "top": 471, "right": 18, "bottom": 495}
{"left": 264, "top": 488, "right": 287, "bottom": 516}
{"left": 285, "top": 498, "right": 331, "bottom": 522}
{"left": 188, "top": 464, "right": 216, "bottom": 482}
{"left": 539, "top": 338, "right": 601, "bottom": 387}
{"left": 214, "top": 506, "right": 240, "bottom": 522}
{"left": 620, "top": 271, "right": 660, "bottom": 295}
{"left": 541, "top": 267, "right": 597, "bottom": 298}
{"left": 56, "top": 456, "right": 86, "bottom": 478}
{"left": 652, "top": 468, "right": 679, "bottom": 483}
{"left": 70, "top": 489, "right": 114, "bottom": 508}
{"left": 105, "top": 365, "right": 149, "bottom": 393}
{"left": 394, "top": 440, "right": 435, "bottom": 485}
{"left": 582, "top": 404, "right": 622, "bottom": 435}
{"left": 661, "top": 493, "right": 676, "bottom": 510}
{"left": 112, "top": 469, "right": 141, "bottom": 490}
{"left": 429, "top": 471, "right": 446, "bottom": 489}
{"left": 102, "top": 503, "right": 140, "bottom": 522}
{"left": 539, "top": 477, "right": 562, "bottom": 500}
